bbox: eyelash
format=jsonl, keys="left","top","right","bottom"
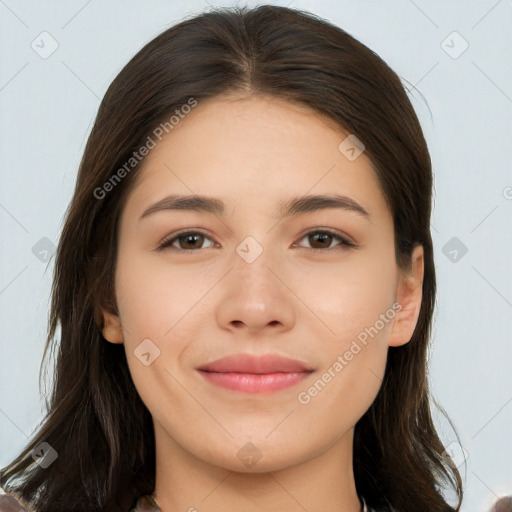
{"left": 156, "top": 228, "right": 357, "bottom": 253}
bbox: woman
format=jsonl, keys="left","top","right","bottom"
{"left": 0, "top": 4, "right": 464, "bottom": 511}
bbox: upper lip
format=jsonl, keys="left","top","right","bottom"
{"left": 197, "top": 354, "right": 314, "bottom": 374}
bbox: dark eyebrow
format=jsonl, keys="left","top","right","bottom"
{"left": 277, "top": 193, "right": 369, "bottom": 219}
{"left": 139, "top": 194, "right": 225, "bottom": 221}
{"left": 138, "top": 193, "right": 370, "bottom": 221}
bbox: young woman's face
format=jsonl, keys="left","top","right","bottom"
{"left": 102, "top": 94, "right": 423, "bottom": 473}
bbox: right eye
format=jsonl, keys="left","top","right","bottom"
{"left": 157, "top": 230, "right": 217, "bottom": 251}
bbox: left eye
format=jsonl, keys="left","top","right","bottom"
{"left": 295, "top": 230, "right": 355, "bottom": 251}
{"left": 157, "top": 229, "right": 355, "bottom": 252}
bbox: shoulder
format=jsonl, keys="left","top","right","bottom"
{"left": 0, "top": 493, "right": 27, "bottom": 512}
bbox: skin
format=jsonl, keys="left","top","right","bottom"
{"left": 101, "top": 94, "right": 424, "bottom": 512}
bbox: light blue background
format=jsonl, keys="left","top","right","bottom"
{"left": 1, "top": 1, "right": 511, "bottom": 510}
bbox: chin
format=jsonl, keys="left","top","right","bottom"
{"left": 194, "top": 435, "right": 315, "bottom": 474}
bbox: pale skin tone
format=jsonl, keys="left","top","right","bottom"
{"left": 101, "top": 94, "right": 424, "bottom": 512}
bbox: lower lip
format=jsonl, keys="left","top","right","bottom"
{"left": 198, "top": 370, "right": 311, "bottom": 393}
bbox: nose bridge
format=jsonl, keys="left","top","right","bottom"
{"left": 215, "top": 232, "right": 296, "bottom": 332}
{"left": 235, "top": 233, "right": 268, "bottom": 266}
{"left": 233, "top": 233, "right": 278, "bottom": 296}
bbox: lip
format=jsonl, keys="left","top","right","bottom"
{"left": 197, "top": 354, "right": 314, "bottom": 393}
{"left": 198, "top": 353, "right": 313, "bottom": 373}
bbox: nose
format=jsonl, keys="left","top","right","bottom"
{"left": 215, "top": 246, "right": 296, "bottom": 335}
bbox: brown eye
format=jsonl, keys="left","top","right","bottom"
{"left": 158, "top": 231, "right": 215, "bottom": 251}
{"left": 178, "top": 233, "right": 205, "bottom": 249}
{"left": 297, "top": 230, "right": 355, "bottom": 251}
{"left": 308, "top": 232, "right": 334, "bottom": 249}
{"left": 157, "top": 229, "right": 356, "bottom": 252}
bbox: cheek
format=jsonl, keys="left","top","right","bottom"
{"left": 114, "top": 251, "right": 204, "bottom": 341}
{"left": 288, "top": 246, "right": 398, "bottom": 344}
{"left": 292, "top": 255, "right": 394, "bottom": 422}
{"left": 114, "top": 254, "right": 202, "bottom": 420}
{"left": 288, "top": 244, "right": 397, "bottom": 413}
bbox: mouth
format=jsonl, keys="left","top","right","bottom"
{"left": 196, "top": 353, "right": 314, "bottom": 393}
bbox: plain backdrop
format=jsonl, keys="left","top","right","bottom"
{"left": 1, "top": 1, "right": 511, "bottom": 510}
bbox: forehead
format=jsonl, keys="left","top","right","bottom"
{"left": 121, "top": 94, "right": 389, "bottom": 222}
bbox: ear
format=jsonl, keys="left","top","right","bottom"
{"left": 101, "top": 308, "right": 124, "bottom": 344}
{"left": 389, "top": 244, "right": 424, "bottom": 348}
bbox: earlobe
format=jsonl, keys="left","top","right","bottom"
{"left": 389, "top": 245, "right": 424, "bottom": 348}
{"left": 101, "top": 310, "right": 124, "bottom": 344}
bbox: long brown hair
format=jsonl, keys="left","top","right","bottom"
{"left": 1, "top": 5, "right": 463, "bottom": 511}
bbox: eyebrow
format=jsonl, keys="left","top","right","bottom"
{"left": 138, "top": 193, "right": 370, "bottom": 222}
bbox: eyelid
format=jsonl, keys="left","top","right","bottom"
{"left": 156, "top": 227, "right": 358, "bottom": 251}
{"left": 156, "top": 228, "right": 216, "bottom": 251}
{"left": 293, "top": 226, "right": 357, "bottom": 249}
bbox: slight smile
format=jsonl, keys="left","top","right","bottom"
{"left": 197, "top": 353, "right": 314, "bottom": 393}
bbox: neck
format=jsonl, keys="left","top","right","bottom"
{"left": 152, "top": 422, "right": 363, "bottom": 512}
